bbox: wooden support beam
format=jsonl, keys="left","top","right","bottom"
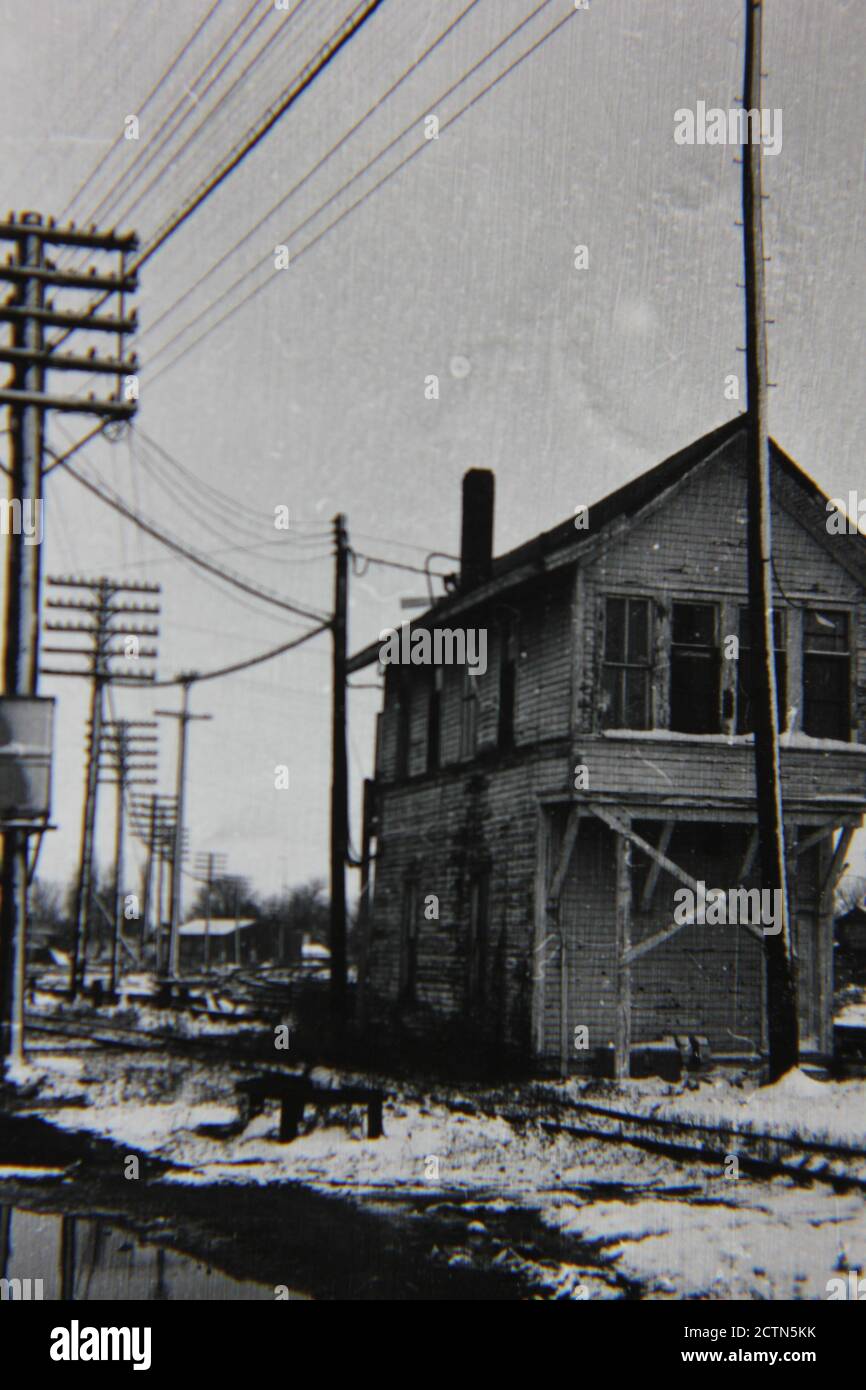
{"left": 737, "top": 829, "right": 759, "bottom": 880}
{"left": 614, "top": 821, "right": 632, "bottom": 1079}
{"left": 583, "top": 801, "right": 700, "bottom": 894}
{"left": 623, "top": 918, "right": 689, "bottom": 966}
{"left": 821, "top": 827, "right": 854, "bottom": 911}
{"left": 794, "top": 826, "right": 833, "bottom": 859}
{"left": 549, "top": 807, "right": 580, "bottom": 905}
{"left": 640, "top": 820, "right": 674, "bottom": 910}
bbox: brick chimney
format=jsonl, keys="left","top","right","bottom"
{"left": 459, "top": 468, "right": 495, "bottom": 591}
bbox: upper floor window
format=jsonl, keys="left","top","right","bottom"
{"left": 670, "top": 602, "right": 720, "bottom": 733}
{"left": 736, "top": 607, "right": 787, "bottom": 733}
{"left": 803, "top": 609, "right": 850, "bottom": 741}
{"left": 601, "top": 596, "right": 651, "bottom": 729}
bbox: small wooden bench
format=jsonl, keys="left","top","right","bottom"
{"left": 237, "top": 1073, "right": 385, "bottom": 1142}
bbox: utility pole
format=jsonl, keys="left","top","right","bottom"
{"left": 330, "top": 514, "right": 348, "bottom": 1022}
{"left": 42, "top": 575, "right": 159, "bottom": 997}
{"left": 0, "top": 213, "right": 138, "bottom": 1062}
{"left": 130, "top": 793, "right": 176, "bottom": 962}
{"left": 156, "top": 678, "right": 211, "bottom": 978}
{"left": 741, "top": 0, "right": 799, "bottom": 1079}
{"left": 99, "top": 719, "right": 158, "bottom": 996}
{"left": 193, "top": 850, "right": 226, "bottom": 972}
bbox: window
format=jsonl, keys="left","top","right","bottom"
{"left": 803, "top": 609, "right": 850, "bottom": 741}
{"left": 426, "top": 668, "right": 442, "bottom": 772}
{"left": 460, "top": 667, "right": 478, "bottom": 759}
{"left": 736, "top": 608, "right": 787, "bottom": 733}
{"left": 670, "top": 602, "right": 720, "bottom": 733}
{"left": 601, "top": 596, "right": 651, "bottom": 729}
{"left": 497, "top": 618, "right": 517, "bottom": 749}
{"left": 466, "top": 871, "right": 489, "bottom": 1008}
{"left": 399, "top": 879, "right": 419, "bottom": 1003}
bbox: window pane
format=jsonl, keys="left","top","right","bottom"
{"left": 601, "top": 665, "right": 622, "bottom": 727}
{"left": 671, "top": 651, "right": 721, "bottom": 733}
{"left": 673, "top": 603, "right": 715, "bottom": 647}
{"left": 627, "top": 598, "right": 649, "bottom": 662}
{"left": 624, "top": 668, "right": 649, "bottom": 729}
{"left": 803, "top": 654, "right": 849, "bottom": 740}
{"left": 605, "top": 597, "right": 626, "bottom": 662}
{"left": 804, "top": 609, "right": 848, "bottom": 653}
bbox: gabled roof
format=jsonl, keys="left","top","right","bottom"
{"left": 348, "top": 416, "right": 866, "bottom": 672}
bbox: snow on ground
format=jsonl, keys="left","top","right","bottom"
{"left": 10, "top": 1051, "right": 866, "bottom": 1300}
{"left": 540, "top": 1068, "right": 866, "bottom": 1147}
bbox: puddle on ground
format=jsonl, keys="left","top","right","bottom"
{"left": 0, "top": 1205, "right": 306, "bottom": 1300}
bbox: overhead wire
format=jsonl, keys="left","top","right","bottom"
{"left": 57, "top": 443, "right": 331, "bottom": 624}
{"left": 143, "top": 0, "right": 571, "bottom": 384}
{"left": 81, "top": 0, "right": 269, "bottom": 232}
{"left": 59, "top": 0, "right": 225, "bottom": 225}
{"left": 136, "top": 0, "right": 485, "bottom": 349}
{"left": 112, "top": 0, "right": 315, "bottom": 231}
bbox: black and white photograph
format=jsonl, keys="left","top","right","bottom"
{"left": 0, "top": 0, "right": 864, "bottom": 1349}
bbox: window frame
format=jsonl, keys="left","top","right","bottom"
{"left": 600, "top": 594, "right": 652, "bottom": 730}
{"left": 669, "top": 599, "right": 722, "bottom": 734}
{"left": 802, "top": 607, "right": 852, "bottom": 742}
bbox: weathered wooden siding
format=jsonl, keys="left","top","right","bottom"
{"left": 577, "top": 433, "right": 866, "bottom": 744}
{"left": 363, "top": 432, "right": 866, "bottom": 1069}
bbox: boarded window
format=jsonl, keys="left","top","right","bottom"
{"left": 466, "top": 871, "right": 489, "bottom": 1009}
{"left": 736, "top": 607, "right": 787, "bottom": 733}
{"left": 399, "top": 880, "right": 419, "bottom": 1003}
{"left": 803, "top": 609, "right": 850, "bottom": 741}
{"left": 497, "top": 618, "right": 518, "bottom": 749}
{"left": 670, "top": 602, "right": 720, "bottom": 733}
{"left": 601, "top": 596, "right": 650, "bottom": 729}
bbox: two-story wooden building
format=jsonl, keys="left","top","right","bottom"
{"left": 348, "top": 418, "right": 866, "bottom": 1075}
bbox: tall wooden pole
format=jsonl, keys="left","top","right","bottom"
{"left": 157, "top": 680, "right": 211, "bottom": 978}
{"left": 0, "top": 215, "right": 44, "bottom": 1061}
{"left": 742, "top": 0, "right": 799, "bottom": 1079}
{"left": 330, "top": 514, "right": 348, "bottom": 1020}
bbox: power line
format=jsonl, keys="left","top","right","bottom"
{"left": 113, "top": 620, "right": 330, "bottom": 689}
{"left": 137, "top": 0, "right": 484, "bottom": 350}
{"left": 60, "top": 449, "right": 330, "bottom": 624}
{"left": 114, "top": 0, "right": 314, "bottom": 230}
{"left": 82, "top": 0, "right": 268, "bottom": 233}
{"left": 144, "top": 0, "right": 571, "bottom": 384}
{"left": 133, "top": 0, "right": 387, "bottom": 272}
{"left": 59, "top": 0, "right": 225, "bottom": 225}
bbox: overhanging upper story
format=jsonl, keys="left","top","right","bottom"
{"left": 350, "top": 418, "right": 866, "bottom": 820}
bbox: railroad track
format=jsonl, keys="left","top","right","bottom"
{"left": 20, "top": 1011, "right": 866, "bottom": 1192}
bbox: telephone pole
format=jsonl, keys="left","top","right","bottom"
{"left": 99, "top": 720, "right": 158, "bottom": 995}
{"left": 193, "top": 850, "right": 227, "bottom": 972}
{"left": 330, "top": 514, "right": 348, "bottom": 1022}
{"left": 156, "top": 678, "right": 212, "bottom": 978}
{"left": 741, "top": 0, "right": 799, "bottom": 1078}
{"left": 42, "top": 575, "right": 159, "bottom": 996}
{"left": 130, "top": 792, "right": 177, "bottom": 963}
{"left": 0, "top": 213, "right": 137, "bottom": 1060}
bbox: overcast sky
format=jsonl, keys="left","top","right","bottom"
{"left": 1, "top": 0, "right": 864, "bottom": 901}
